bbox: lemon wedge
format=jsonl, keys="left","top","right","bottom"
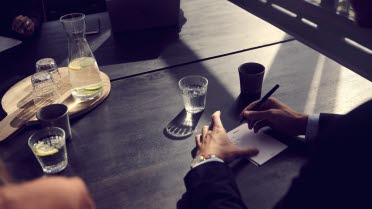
{"left": 34, "top": 141, "right": 59, "bottom": 157}
{"left": 83, "top": 83, "right": 103, "bottom": 91}
{"left": 68, "top": 57, "right": 95, "bottom": 71}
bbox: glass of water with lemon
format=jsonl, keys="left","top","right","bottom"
{"left": 60, "top": 13, "right": 103, "bottom": 101}
{"left": 28, "top": 127, "right": 68, "bottom": 174}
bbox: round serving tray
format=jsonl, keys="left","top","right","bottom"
{"left": 0, "top": 67, "right": 111, "bottom": 142}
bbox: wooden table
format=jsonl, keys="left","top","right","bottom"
{"left": 229, "top": 0, "right": 372, "bottom": 81}
{"left": 0, "top": 0, "right": 291, "bottom": 86}
{"left": 1, "top": 39, "right": 371, "bottom": 209}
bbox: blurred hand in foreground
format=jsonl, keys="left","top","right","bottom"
{"left": 1, "top": 177, "right": 96, "bottom": 209}
{"left": 241, "top": 98, "right": 308, "bottom": 136}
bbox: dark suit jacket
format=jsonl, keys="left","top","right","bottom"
{"left": 179, "top": 100, "right": 372, "bottom": 209}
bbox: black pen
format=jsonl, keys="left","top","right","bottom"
{"left": 240, "top": 84, "right": 280, "bottom": 123}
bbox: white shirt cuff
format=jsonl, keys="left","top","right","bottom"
{"left": 192, "top": 157, "right": 224, "bottom": 169}
{"left": 305, "top": 114, "right": 320, "bottom": 143}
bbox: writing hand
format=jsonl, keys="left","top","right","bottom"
{"left": 240, "top": 98, "right": 308, "bottom": 136}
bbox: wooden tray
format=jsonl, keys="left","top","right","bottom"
{"left": 0, "top": 67, "right": 111, "bottom": 142}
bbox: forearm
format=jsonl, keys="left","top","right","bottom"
{"left": 183, "top": 162, "right": 248, "bottom": 209}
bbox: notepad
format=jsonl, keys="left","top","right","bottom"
{"left": 227, "top": 124, "right": 287, "bottom": 166}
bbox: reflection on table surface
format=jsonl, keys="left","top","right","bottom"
{"left": 305, "top": 0, "right": 355, "bottom": 20}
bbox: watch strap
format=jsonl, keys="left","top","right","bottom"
{"left": 191, "top": 154, "right": 224, "bottom": 168}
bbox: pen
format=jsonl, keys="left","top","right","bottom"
{"left": 240, "top": 84, "right": 280, "bottom": 123}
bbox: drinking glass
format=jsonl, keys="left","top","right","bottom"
{"left": 28, "top": 127, "right": 68, "bottom": 174}
{"left": 36, "top": 58, "right": 62, "bottom": 88}
{"left": 179, "top": 76, "right": 208, "bottom": 113}
{"left": 31, "top": 71, "right": 60, "bottom": 107}
{"left": 60, "top": 13, "right": 103, "bottom": 101}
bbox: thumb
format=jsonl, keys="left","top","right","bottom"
{"left": 243, "top": 110, "right": 273, "bottom": 121}
{"left": 234, "top": 147, "right": 259, "bottom": 158}
{"left": 211, "top": 111, "right": 224, "bottom": 129}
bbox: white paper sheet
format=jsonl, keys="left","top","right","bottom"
{"left": 227, "top": 124, "right": 287, "bottom": 166}
{"left": 0, "top": 36, "right": 22, "bottom": 52}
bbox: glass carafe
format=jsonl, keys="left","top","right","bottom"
{"left": 60, "top": 13, "right": 102, "bottom": 101}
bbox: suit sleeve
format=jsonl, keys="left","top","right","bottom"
{"left": 317, "top": 113, "right": 342, "bottom": 139}
{"left": 178, "top": 162, "right": 248, "bottom": 209}
{"left": 274, "top": 100, "right": 372, "bottom": 209}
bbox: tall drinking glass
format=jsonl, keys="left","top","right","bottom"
{"left": 60, "top": 13, "right": 103, "bottom": 101}
{"left": 179, "top": 76, "right": 208, "bottom": 113}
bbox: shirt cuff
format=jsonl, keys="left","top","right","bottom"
{"left": 192, "top": 157, "right": 224, "bottom": 169}
{"left": 305, "top": 114, "right": 320, "bottom": 143}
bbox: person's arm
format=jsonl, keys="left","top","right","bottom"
{"left": 180, "top": 162, "right": 248, "bottom": 209}
{"left": 273, "top": 100, "right": 372, "bottom": 209}
{"left": 178, "top": 111, "right": 258, "bottom": 209}
{"left": 11, "top": 0, "right": 42, "bottom": 37}
{"left": 317, "top": 113, "right": 343, "bottom": 138}
{"left": 0, "top": 177, "right": 96, "bottom": 209}
{"left": 241, "top": 98, "right": 345, "bottom": 143}
{"left": 241, "top": 98, "right": 308, "bottom": 136}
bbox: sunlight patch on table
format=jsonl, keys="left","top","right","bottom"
{"left": 303, "top": 56, "right": 325, "bottom": 114}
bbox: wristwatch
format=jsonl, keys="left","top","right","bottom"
{"left": 190, "top": 154, "right": 223, "bottom": 168}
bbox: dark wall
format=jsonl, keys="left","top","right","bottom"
{"left": 44, "top": 0, "right": 107, "bottom": 21}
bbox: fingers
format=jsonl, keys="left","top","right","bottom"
{"left": 26, "top": 21, "right": 34, "bottom": 31}
{"left": 195, "top": 134, "right": 201, "bottom": 147}
{"left": 12, "top": 15, "right": 23, "bottom": 31}
{"left": 240, "top": 100, "right": 259, "bottom": 117}
{"left": 12, "top": 16, "right": 34, "bottom": 35}
{"left": 24, "top": 25, "right": 35, "bottom": 36}
{"left": 240, "top": 97, "right": 283, "bottom": 117}
{"left": 211, "top": 111, "right": 223, "bottom": 129}
{"left": 243, "top": 110, "right": 274, "bottom": 122}
{"left": 81, "top": 192, "right": 96, "bottom": 209}
{"left": 253, "top": 120, "right": 270, "bottom": 133}
{"left": 234, "top": 147, "right": 259, "bottom": 158}
{"left": 202, "top": 126, "right": 209, "bottom": 140}
{"left": 69, "top": 177, "right": 96, "bottom": 209}
{"left": 12, "top": 15, "right": 26, "bottom": 32}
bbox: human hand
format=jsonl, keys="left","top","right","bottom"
{"left": 240, "top": 98, "right": 308, "bottom": 136}
{"left": 12, "top": 15, "right": 35, "bottom": 36}
{"left": 195, "top": 111, "right": 259, "bottom": 162}
{"left": 2, "top": 177, "right": 96, "bottom": 209}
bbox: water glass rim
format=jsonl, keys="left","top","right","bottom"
{"left": 36, "top": 58, "right": 58, "bottom": 72}
{"left": 60, "top": 13, "right": 85, "bottom": 22}
{"left": 178, "top": 75, "right": 208, "bottom": 89}
{"left": 36, "top": 58, "right": 56, "bottom": 65}
{"left": 28, "top": 127, "right": 66, "bottom": 147}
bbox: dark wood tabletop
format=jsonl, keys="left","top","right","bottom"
{"left": 0, "top": 0, "right": 292, "bottom": 87}
{"left": 1, "top": 39, "right": 371, "bottom": 209}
